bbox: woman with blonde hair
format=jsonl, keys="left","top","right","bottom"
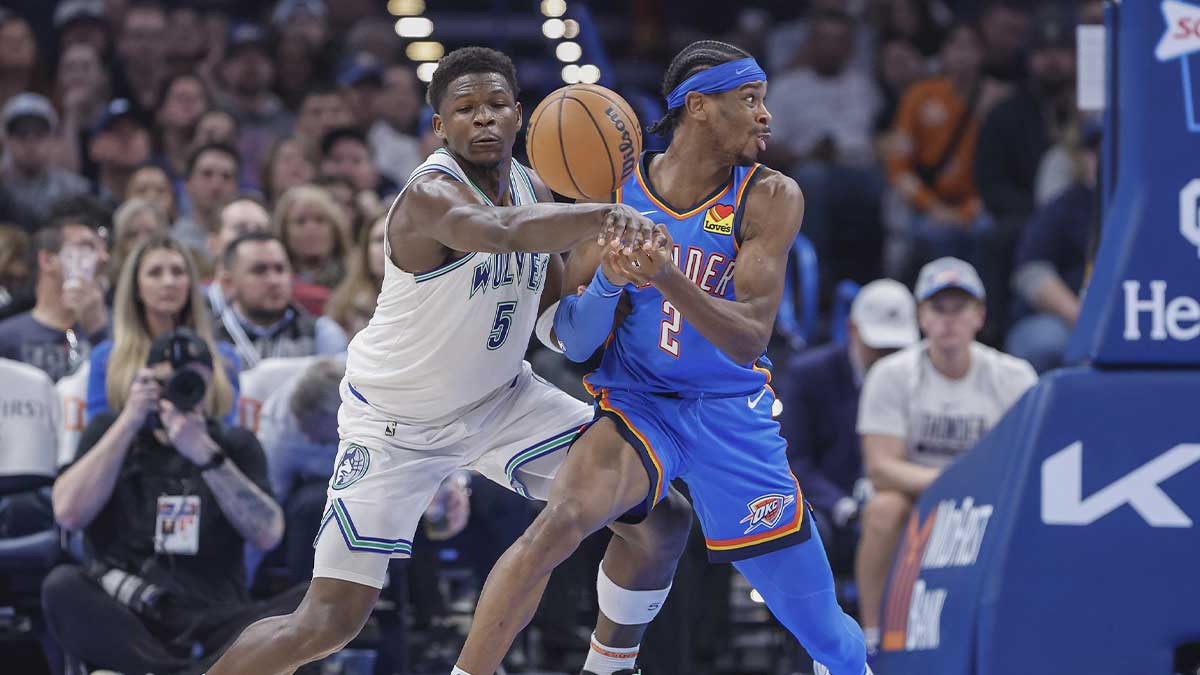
{"left": 86, "top": 235, "right": 239, "bottom": 422}
{"left": 271, "top": 185, "right": 352, "bottom": 314}
{"left": 108, "top": 198, "right": 168, "bottom": 286}
{"left": 325, "top": 210, "right": 386, "bottom": 337}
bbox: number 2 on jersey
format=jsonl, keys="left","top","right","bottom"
{"left": 488, "top": 301, "right": 517, "bottom": 350}
{"left": 659, "top": 300, "right": 681, "bottom": 357}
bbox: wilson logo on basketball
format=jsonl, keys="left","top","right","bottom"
{"left": 703, "top": 204, "right": 735, "bottom": 235}
{"left": 739, "top": 493, "right": 795, "bottom": 534}
{"left": 604, "top": 106, "right": 637, "bottom": 179}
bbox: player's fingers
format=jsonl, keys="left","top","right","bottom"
{"left": 636, "top": 219, "right": 659, "bottom": 250}
{"left": 609, "top": 251, "right": 638, "bottom": 276}
{"left": 652, "top": 230, "right": 669, "bottom": 250}
{"left": 600, "top": 210, "right": 620, "bottom": 245}
{"left": 608, "top": 217, "right": 629, "bottom": 249}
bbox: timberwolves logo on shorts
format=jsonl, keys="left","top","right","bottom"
{"left": 740, "top": 493, "right": 796, "bottom": 534}
{"left": 332, "top": 444, "right": 371, "bottom": 490}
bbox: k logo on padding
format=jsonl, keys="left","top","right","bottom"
{"left": 332, "top": 444, "right": 371, "bottom": 490}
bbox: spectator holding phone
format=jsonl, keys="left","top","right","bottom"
{"left": 0, "top": 206, "right": 109, "bottom": 381}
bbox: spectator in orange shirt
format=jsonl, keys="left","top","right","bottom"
{"left": 883, "top": 22, "right": 1008, "bottom": 285}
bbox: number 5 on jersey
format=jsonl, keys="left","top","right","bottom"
{"left": 659, "top": 300, "right": 681, "bottom": 357}
{"left": 488, "top": 301, "right": 517, "bottom": 350}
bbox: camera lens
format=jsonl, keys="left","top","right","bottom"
{"left": 164, "top": 369, "right": 206, "bottom": 410}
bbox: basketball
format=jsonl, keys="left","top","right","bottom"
{"left": 525, "top": 83, "right": 643, "bottom": 201}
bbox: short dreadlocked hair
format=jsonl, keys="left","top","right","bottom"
{"left": 426, "top": 46, "right": 520, "bottom": 112}
{"left": 647, "top": 40, "right": 753, "bottom": 137}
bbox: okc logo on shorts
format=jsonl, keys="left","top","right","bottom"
{"left": 331, "top": 444, "right": 370, "bottom": 490}
{"left": 739, "top": 493, "right": 796, "bottom": 534}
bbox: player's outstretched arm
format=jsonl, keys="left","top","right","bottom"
{"left": 617, "top": 170, "right": 804, "bottom": 364}
{"left": 403, "top": 174, "right": 657, "bottom": 254}
{"left": 551, "top": 232, "right": 639, "bottom": 361}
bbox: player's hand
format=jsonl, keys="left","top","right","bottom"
{"left": 611, "top": 226, "right": 673, "bottom": 285}
{"left": 120, "top": 368, "right": 161, "bottom": 428}
{"left": 599, "top": 204, "right": 657, "bottom": 255}
{"left": 599, "top": 248, "right": 633, "bottom": 286}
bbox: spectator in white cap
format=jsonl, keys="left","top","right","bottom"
{"left": 0, "top": 93, "right": 90, "bottom": 230}
{"left": 854, "top": 256, "right": 1037, "bottom": 655}
{"left": 777, "top": 279, "right": 918, "bottom": 578}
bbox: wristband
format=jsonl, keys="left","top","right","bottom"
{"left": 591, "top": 265, "right": 624, "bottom": 296}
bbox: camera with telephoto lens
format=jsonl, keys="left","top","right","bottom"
{"left": 143, "top": 328, "right": 213, "bottom": 428}
{"left": 160, "top": 368, "right": 206, "bottom": 411}
{"left": 86, "top": 561, "right": 165, "bottom": 620}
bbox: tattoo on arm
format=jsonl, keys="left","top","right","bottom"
{"left": 202, "top": 461, "right": 285, "bottom": 550}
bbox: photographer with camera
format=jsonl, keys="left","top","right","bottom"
{"left": 43, "top": 327, "right": 303, "bottom": 675}
{"left": 85, "top": 236, "right": 242, "bottom": 425}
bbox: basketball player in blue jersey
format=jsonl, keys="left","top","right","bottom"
{"left": 205, "top": 47, "right": 693, "bottom": 675}
{"left": 456, "top": 41, "right": 870, "bottom": 675}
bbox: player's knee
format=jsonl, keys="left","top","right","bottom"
{"left": 532, "top": 497, "right": 595, "bottom": 548}
{"left": 644, "top": 490, "right": 693, "bottom": 558}
{"left": 861, "top": 491, "right": 912, "bottom": 537}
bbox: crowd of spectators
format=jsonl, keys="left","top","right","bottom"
{"left": 0, "top": 0, "right": 1099, "bottom": 673}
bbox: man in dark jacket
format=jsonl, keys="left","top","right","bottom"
{"left": 776, "top": 280, "right": 918, "bottom": 574}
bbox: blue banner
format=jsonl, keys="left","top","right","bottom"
{"left": 1067, "top": 0, "right": 1200, "bottom": 365}
{"left": 874, "top": 368, "right": 1200, "bottom": 675}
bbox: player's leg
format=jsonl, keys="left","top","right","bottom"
{"left": 205, "top": 577, "right": 378, "bottom": 675}
{"left": 458, "top": 373, "right": 687, "bottom": 674}
{"left": 733, "top": 527, "right": 867, "bottom": 675}
{"left": 854, "top": 490, "right": 913, "bottom": 652}
{"left": 585, "top": 488, "right": 691, "bottom": 675}
{"left": 455, "top": 417, "right": 659, "bottom": 675}
{"left": 683, "top": 390, "right": 867, "bottom": 675}
{"left": 210, "top": 419, "right": 460, "bottom": 674}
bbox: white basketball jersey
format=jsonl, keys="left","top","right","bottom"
{"left": 344, "top": 149, "right": 549, "bottom": 424}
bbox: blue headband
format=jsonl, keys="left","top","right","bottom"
{"left": 665, "top": 57, "right": 767, "bottom": 110}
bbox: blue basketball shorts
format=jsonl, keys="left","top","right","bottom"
{"left": 587, "top": 384, "right": 811, "bottom": 562}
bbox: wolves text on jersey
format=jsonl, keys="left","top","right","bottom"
{"left": 470, "top": 252, "right": 548, "bottom": 299}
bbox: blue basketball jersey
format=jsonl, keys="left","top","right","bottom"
{"left": 585, "top": 152, "right": 772, "bottom": 397}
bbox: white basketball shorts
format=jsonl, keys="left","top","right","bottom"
{"left": 312, "top": 361, "right": 593, "bottom": 588}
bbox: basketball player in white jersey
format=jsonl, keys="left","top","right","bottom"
{"left": 207, "top": 47, "right": 690, "bottom": 675}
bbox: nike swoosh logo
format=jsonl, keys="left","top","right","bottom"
{"left": 747, "top": 388, "right": 767, "bottom": 409}
{"left": 735, "top": 66, "right": 753, "bottom": 75}
{"left": 639, "top": 209, "right": 658, "bottom": 216}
